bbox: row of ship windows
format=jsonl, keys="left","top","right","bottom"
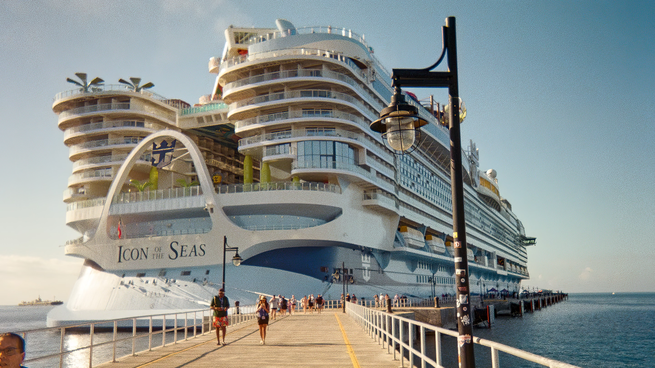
{"left": 398, "top": 156, "right": 452, "bottom": 208}
{"left": 417, "top": 262, "right": 450, "bottom": 273}
{"left": 131, "top": 269, "right": 210, "bottom": 278}
{"left": 416, "top": 275, "right": 455, "bottom": 284}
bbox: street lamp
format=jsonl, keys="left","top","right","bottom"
{"left": 222, "top": 235, "right": 242, "bottom": 291}
{"left": 369, "top": 17, "right": 475, "bottom": 367}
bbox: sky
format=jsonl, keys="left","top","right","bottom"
{"left": 0, "top": 0, "right": 653, "bottom": 305}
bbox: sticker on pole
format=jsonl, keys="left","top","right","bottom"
{"left": 458, "top": 334, "right": 471, "bottom": 347}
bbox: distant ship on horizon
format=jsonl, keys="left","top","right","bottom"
{"left": 18, "top": 296, "right": 63, "bottom": 307}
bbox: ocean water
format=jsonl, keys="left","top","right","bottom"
{"left": 1, "top": 293, "right": 653, "bottom": 367}
{"left": 440, "top": 292, "right": 655, "bottom": 367}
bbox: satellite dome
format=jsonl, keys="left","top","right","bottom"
{"left": 486, "top": 169, "right": 497, "bottom": 179}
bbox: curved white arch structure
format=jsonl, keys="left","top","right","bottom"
{"left": 66, "top": 130, "right": 217, "bottom": 266}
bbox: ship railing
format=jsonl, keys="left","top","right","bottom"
{"left": 345, "top": 302, "right": 580, "bottom": 368}
{"left": 63, "top": 120, "right": 160, "bottom": 140}
{"left": 113, "top": 186, "right": 203, "bottom": 204}
{"left": 58, "top": 101, "right": 177, "bottom": 123}
{"left": 179, "top": 102, "right": 228, "bottom": 116}
{"left": 230, "top": 89, "right": 378, "bottom": 122}
{"left": 219, "top": 47, "right": 370, "bottom": 84}
{"left": 239, "top": 127, "right": 362, "bottom": 147}
{"left": 17, "top": 306, "right": 257, "bottom": 368}
{"left": 223, "top": 68, "right": 384, "bottom": 112}
{"left": 215, "top": 181, "right": 341, "bottom": 194}
{"left": 235, "top": 109, "right": 370, "bottom": 134}
{"left": 53, "top": 84, "right": 170, "bottom": 104}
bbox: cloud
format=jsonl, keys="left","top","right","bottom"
{"left": 0, "top": 255, "right": 82, "bottom": 305}
{"left": 579, "top": 266, "right": 593, "bottom": 281}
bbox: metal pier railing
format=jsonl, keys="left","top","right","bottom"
{"left": 345, "top": 302, "right": 580, "bottom": 368}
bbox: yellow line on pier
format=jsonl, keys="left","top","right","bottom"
{"left": 334, "top": 312, "right": 361, "bottom": 368}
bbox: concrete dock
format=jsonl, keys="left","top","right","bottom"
{"left": 97, "top": 311, "right": 399, "bottom": 368}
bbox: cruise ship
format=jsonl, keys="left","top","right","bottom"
{"left": 48, "top": 19, "right": 535, "bottom": 326}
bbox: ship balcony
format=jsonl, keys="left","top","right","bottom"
{"left": 262, "top": 144, "right": 296, "bottom": 162}
{"left": 72, "top": 154, "right": 151, "bottom": 173}
{"left": 63, "top": 120, "right": 158, "bottom": 144}
{"left": 362, "top": 190, "right": 398, "bottom": 215}
{"left": 68, "top": 137, "right": 145, "bottom": 161}
{"left": 227, "top": 89, "right": 377, "bottom": 122}
{"left": 68, "top": 170, "right": 114, "bottom": 186}
{"left": 239, "top": 129, "right": 368, "bottom": 158}
{"left": 222, "top": 69, "right": 383, "bottom": 112}
{"left": 63, "top": 187, "right": 91, "bottom": 203}
{"left": 53, "top": 84, "right": 170, "bottom": 107}
{"left": 57, "top": 102, "right": 176, "bottom": 130}
{"left": 218, "top": 45, "right": 372, "bottom": 87}
{"left": 234, "top": 109, "right": 370, "bottom": 135}
{"left": 208, "top": 57, "right": 220, "bottom": 74}
{"left": 291, "top": 160, "right": 394, "bottom": 193}
{"left": 65, "top": 197, "right": 106, "bottom": 230}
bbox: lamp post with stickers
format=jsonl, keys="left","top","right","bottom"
{"left": 369, "top": 16, "right": 475, "bottom": 367}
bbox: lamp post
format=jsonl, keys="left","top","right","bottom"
{"left": 222, "top": 236, "right": 242, "bottom": 292}
{"left": 369, "top": 17, "right": 475, "bottom": 367}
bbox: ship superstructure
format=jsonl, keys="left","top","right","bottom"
{"left": 48, "top": 19, "right": 534, "bottom": 326}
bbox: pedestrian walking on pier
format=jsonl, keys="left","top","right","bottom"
{"left": 256, "top": 295, "right": 269, "bottom": 345}
{"left": 270, "top": 294, "right": 279, "bottom": 320}
{"left": 210, "top": 288, "right": 230, "bottom": 345}
{"left": 316, "top": 294, "right": 324, "bottom": 313}
{"left": 301, "top": 295, "right": 307, "bottom": 314}
{"left": 308, "top": 294, "right": 314, "bottom": 313}
{"left": 289, "top": 295, "right": 297, "bottom": 315}
{"left": 374, "top": 294, "right": 380, "bottom": 308}
{"left": 280, "top": 295, "right": 288, "bottom": 316}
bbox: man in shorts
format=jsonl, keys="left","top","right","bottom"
{"left": 0, "top": 333, "right": 26, "bottom": 368}
{"left": 210, "top": 288, "right": 230, "bottom": 345}
{"left": 315, "top": 294, "right": 324, "bottom": 313}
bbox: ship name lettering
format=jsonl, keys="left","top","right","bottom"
{"left": 168, "top": 241, "right": 206, "bottom": 260}
{"left": 117, "top": 246, "right": 149, "bottom": 263}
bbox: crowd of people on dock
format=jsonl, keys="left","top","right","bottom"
{"left": 215, "top": 291, "right": 331, "bottom": 345}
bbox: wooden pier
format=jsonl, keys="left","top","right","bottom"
{"left": 96, "top": 311, "right": 399, "bottom": 368}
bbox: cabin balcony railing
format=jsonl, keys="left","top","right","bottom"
{"left": 234, "top": 109, "right": 370, "bottom": 132}
{"left": 64, "top": 120, "right": 159, "bottom": 140}
{"left": 229, "top": 89, "right": 377, "bottom": 121}
{"left": 68, "top": 170, "right": 113, "bottom": 185}
{"left": 239, "top": 127, "right": 361, "bottom": 147}
{"left": 223, "top": 69, "right": 384, "bottom": 111}
{"left": 72, "top": 154, "right": 152, "bottom": 170}
{"left": 113, "top": 186, "right": 203, "bottom": 204}
{"left": 58, "top": 102, "right": 176, "bottom": 123}
{"left": 216, "top": 181, "right": 341, "bottom": 194}
{"left": 292, "top": 159, "right": 376, "bottom": 182}
{"left": 53, "top": 84, "right": 169, "bottom": 104}
{"left": 220, "top": 47, "right": 372, "bottom": 84}
{"left": 69, "top": 137, "right": 144, "bottom": 156}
